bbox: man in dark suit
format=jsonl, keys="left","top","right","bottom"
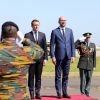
{"left": 75, "top": 32, "right": 96, "bottom": 97}
{"left": 24, "top": 19, "right": 48, "bottom": 99}
{"left": 50, "top": 16, "right": 75, "bottom": 99}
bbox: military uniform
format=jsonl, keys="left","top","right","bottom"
{"left": 0, "top": 21, "right": 44, "bottom": 100}
{"left": 0, "top": 38, "right": 43, "bottom": 100}
{"left": 75, "top": 32, "right": 96, "bottom": 96}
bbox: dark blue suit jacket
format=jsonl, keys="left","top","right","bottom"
{"left": 50, "top": 27, "right": 75, "bottom": 60}
{"left": 24, "top": 31, "right": 48, "bottom": 60}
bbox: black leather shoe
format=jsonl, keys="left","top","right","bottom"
{"left": 63, "top": 94, "right": 71, "bottom": 98}
{"left": 86, "top": 94, "right": 90, "bottom": 97}
{"left": 57, "top": 93, "right": 62, "bottom": 99}
{"left": 81, "top": 93, "right": 85, "bottom": 95}
{"left": 30, "top": 91, "right": 34, "bottom": 99}
{"left": 36, "top": 94, "right": 41, "bottom": 99}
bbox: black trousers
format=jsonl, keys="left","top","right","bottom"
{"left": 28, "top": 60, "right": 43, "bottom": 95}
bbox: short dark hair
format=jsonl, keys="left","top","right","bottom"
{"left": 1, "top": 21, "right": 19, "bottom": 39}
{"left": 31, "top": 19, "right": 40, "bottom": 26}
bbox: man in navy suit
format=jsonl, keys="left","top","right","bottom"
{"left": 50, "top": 16, "right": 75, "bottom": 99}
{"left": 24, "top": 19, "right": 48, "bottom": 99}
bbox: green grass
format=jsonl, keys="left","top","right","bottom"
{"left": 96, "top": 49, "right": 100, "bottom": 51}
{"left": 43, "top": 57, "right": 100, "bottom": 74}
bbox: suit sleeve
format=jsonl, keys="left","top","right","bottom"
{"left": 43, "top": 34, "right": 48, "bottom": 60}
{"left": 93, "top": 43, "right": 96, "bottom": 67}
{"left": 23, "top": 34, "right": 28, "bottom": 46}
{"left": 50, "top": 30, "right": 55, "bottom": 58}
{"left": 70, "top": 30, "right": 76, "bottom": 57}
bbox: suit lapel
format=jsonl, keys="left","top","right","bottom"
{"left": 30, "top": 31, "right": 35, "bottom": 42}
{"left": 37, "top": 32, "right": 41, "bottom": 43}
{"left": 65, "top": 28, "right": 69, "bottom": 41}
{"left": 57, "top": 27, "right": 70, "bottom": 43}
{"left": 57, "top": 28, "right": 64, "bottom": 40}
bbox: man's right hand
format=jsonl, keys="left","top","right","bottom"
{"left": 52, "top": 57, "right": 56, "bottom": 65}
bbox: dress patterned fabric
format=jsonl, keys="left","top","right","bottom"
{"left": 0, "top": 39, "right": 44, "bottom": 100}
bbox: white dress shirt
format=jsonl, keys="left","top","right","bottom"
{"left": 32, "top": 30, "right": 38, "bottom": 41}
{"left": 59, "top": 27, "right": 66, "bottom": 35}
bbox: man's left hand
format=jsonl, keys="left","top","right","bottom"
{"left": 43, "top": 59, "right": 47, "bottom": 65}
{"left": 71, "top": 57, "right": 75, "bottom": 63}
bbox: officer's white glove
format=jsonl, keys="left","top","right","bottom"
{"left": 16, "top": 31, "right": 24, "bottom": 47}
{"left": 79, "top": 37, "right": 86, "bottom": 42}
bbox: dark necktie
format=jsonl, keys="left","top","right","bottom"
{"left": 62, "top": 29, "right": 65, "bottom": 36}
{"left": 35, "top": 32, "right": 38, "bottom": 43}
{"left": 62, "top": 29, "right": 66, "bottom": 41}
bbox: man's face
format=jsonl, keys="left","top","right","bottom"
{"left": 85, "top": 34, "right": 91, "bottom": 42}
{"left": 32, "top": 21, "right": 40, "bottom": 32}
{"left": 59, "top": 17, "right": 66, "bottom": 28}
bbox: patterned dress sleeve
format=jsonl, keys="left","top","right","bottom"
{"left": 0, "top": 39, "right": 44, "bottom": 100}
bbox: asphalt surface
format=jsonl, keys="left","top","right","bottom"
{"left": 40, "top": 76, "right": 100, "bottom": 100}
{"left": 39, "top": 51, "right": 100, "bottom": 99}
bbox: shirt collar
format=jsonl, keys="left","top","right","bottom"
{"left": 32, "top": 30, "right": 38, "bottom": 40}
{"left": 59, "top": 26, "right": 66, "bottom": 30}
{"left": 32, "top": 30, "right": 38, "bottom": 34}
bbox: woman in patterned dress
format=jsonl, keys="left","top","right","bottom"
{"left": 0, "top": 21, "right": 44, "bottom": 100}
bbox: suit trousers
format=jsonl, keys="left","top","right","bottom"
{"left": 28, "top": 60, "right": 43, "bottom": 95}
{"left": 55, "top": 57, "right": 71, "bottom": 95}
{"left": 79, "top": 68, "right": 93, "bottom": 95}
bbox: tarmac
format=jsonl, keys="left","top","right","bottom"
{"left": 40, "top": 76, "right": 100, "bottom": 100}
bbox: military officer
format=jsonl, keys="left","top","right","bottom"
{"left": 75, "top": 32, "right": 96, "bottom": 96}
